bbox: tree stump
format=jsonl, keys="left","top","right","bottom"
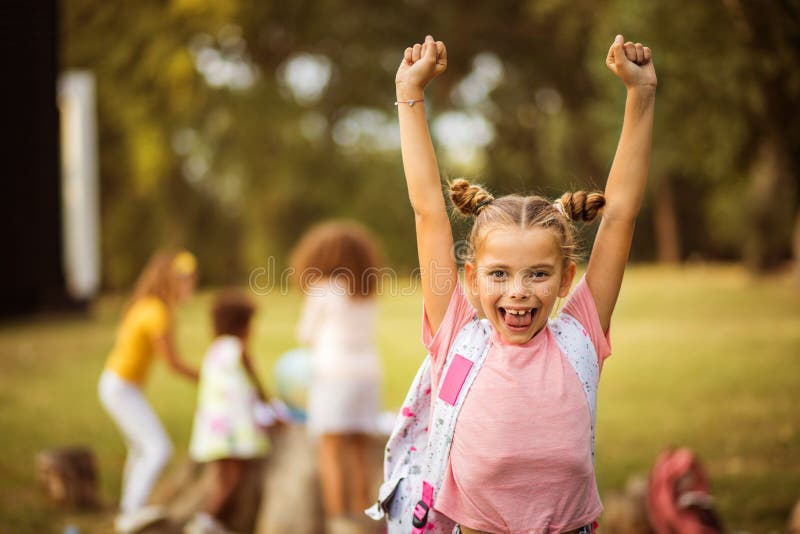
{"left": 35, "top": 446, "right": 100, "bottom": 508}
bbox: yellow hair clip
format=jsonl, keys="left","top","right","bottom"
{"left": 173, "top": 251, "right": 197, "bottom": 276}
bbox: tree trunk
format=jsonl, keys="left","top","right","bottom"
{"left": 793, "top": 207, "right": 800, "bottom": 289}
{"left": 652, "top": 176, "right": 682, "bottom": 263}
{"left": 744, "top": 138, "right": 795, "bottom": 271}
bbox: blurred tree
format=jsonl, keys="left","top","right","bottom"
{"left": 720, "top": 0, "right": 800, "bottom": 270}
{"left": 62, "top": 0, "right": 244, "bottom": 287}
{"left": 61, "top": 0, "right": 799, "bottom": 288}
{"left": 589, "top": 0, "right": 799, "bottom": 267}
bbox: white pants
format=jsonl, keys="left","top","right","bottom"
{"left": 98, "top": 370, "right": 173, "bottom": 513}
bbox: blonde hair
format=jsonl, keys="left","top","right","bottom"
{"left": 126, "top": 249, "right": 196, "bottom": 311}
{"left": 449, "top": 178, "right": 605, "bottom": 265}
{"left": 290, "top": 221, "right": 383, "bottom": 298}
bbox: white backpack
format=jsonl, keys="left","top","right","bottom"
{"left": 366, "top": 311, "right": 600, "bottom": 534}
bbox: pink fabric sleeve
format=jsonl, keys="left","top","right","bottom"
{"left": 561, "top": 275, "right": 612, "bottom": 365}
{"left": 421, "top": 281, "right": 477, "bottom": 365}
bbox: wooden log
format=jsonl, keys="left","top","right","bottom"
{"left": 255, "top": 425, "right": 386, "bottom": 534}
{"left": 148, "top": 458, "right": 265, "bottom": 532}
{"left": 254, "top": 424, "right": 324, "bottom": 534}
{"left": 35, "top": 446, "right": 99, "bottom": 508}
{"left": 147, "top": 424, "right": 387, "bottom": 533}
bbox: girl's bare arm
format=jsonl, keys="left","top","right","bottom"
{"left": 396, "top": 35, "right": 455, "bottom": 334}
{"left": 155, "top": 334, "right": 199, "bottom": 382}
{"left": 586, "top": 35, "right": 657, "bottom": 332}
{"left": 242, "top": 349, "right": 269, "bottom": 402}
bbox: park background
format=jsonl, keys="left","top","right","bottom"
{"left": 1, "top": 0, "right": 799, "bottom": 533}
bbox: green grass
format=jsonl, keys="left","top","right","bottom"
{"left": 0, "top": 265, "right": 798, "bottom": 533}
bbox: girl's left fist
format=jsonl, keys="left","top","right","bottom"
{"left": 606, "top": 34, "right": 657, "bottom": 90}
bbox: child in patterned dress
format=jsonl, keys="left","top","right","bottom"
{"left": 186, "top": 290, "right": 283, "bottom": 534}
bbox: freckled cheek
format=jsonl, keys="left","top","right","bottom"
{"left": 479, "top": 289, "right": 499, "bottom": 307}
{"left": 534, "top": 281, "right": 561, "bottom": 301}
{"left": 478, "top": 287, "right": 501, "bottom": 311}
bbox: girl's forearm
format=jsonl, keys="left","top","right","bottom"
{"left": 396, "top": 83, "right": 448, "bottom": 217}
{"left": 177, "top": 362, "right": 199, "bottom": 382}
{"left": 242, "top": 354, "right": 268, "bottom": 401}
{"left": 170, "top": 354, "right": 199, "bottom": 382}
{"left": 168, "top": 355, "right": 199, "bottom": 382}
{"left": 396, "top": 82, "right": 457, "bottom": 332}
{"left": 603, "top": 87, "right": 655, "bottom": 221}
{"left": 156, "top": 335, "right": 199, "bottom": 381}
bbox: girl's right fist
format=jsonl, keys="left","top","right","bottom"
{"left": 396, "top": 35, "right": 447, "bottom": 93}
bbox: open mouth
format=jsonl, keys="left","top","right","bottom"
{"left": 499, "top": 307, "right": 536, "bottom": 331}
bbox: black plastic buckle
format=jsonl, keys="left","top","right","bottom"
{"left": 412, "top": 500, "right": 430, "bottom": 528}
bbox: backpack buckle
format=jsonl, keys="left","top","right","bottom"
{"left": 412, "top": 500, "right": 430, "bottom": 528}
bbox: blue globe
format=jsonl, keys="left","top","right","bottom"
{"left": 273, "top": 348, "right": 312, "bottom": 422}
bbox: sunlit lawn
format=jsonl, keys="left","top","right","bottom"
{"left": 0, "top": 265, "right": 798, "bottom": 533}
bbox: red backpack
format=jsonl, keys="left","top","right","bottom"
{"left": 646, "top": 448, "right": 725, "bottom": 534}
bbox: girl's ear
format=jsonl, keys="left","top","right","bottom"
{"left": 464, "top": 261, "right": 479, "bottom": 295}
{"left": 463, "top": 261, "right": 486, "bottom": 317}
{"left": 558, "top": 261, "right": 577, "bottom": 298}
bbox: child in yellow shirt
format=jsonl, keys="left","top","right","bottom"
{"left": 98, "top": 250, "right": 200, "bottom": 534}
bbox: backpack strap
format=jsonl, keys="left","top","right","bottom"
{"left": 365, "top": 354, "right": 434, "bottom": 522}
{"left": 411, "top": 317, "right": 492, "bottom": 533}
{"left": 551, "top": 313, "right": 600, "bottom": 457}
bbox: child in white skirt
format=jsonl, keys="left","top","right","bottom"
{"left": 291, "top": 221, "right": 384, "bottom": 532}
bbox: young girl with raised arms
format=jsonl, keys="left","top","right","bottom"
{"left": 394, "top": 35, "right": 656, "bottom": 533}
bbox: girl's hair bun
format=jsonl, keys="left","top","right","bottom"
{"left": 558, "top": 191, "right": 606, "bottom": 222}
{"left": 449, "top": 178, "right": 495, "bottom": 216}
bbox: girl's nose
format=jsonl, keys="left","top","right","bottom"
{"left": 508, "top": 276, "right": 531, "bottom": 298}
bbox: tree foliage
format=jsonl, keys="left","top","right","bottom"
{"left": 61, "top": 0, "right": 800, "bottom": 287}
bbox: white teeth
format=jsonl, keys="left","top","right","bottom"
{"left": 506, "top": 309, "right": 530, "bottom": 315}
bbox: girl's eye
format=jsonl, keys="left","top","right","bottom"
{"left": 527, "top": 270, "right": 549, "bottom": 280}
{"left": 489, "top": 270, "right": 507, "bottom": 281}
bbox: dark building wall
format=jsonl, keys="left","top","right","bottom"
{"left": 0, "top": 1, "right": 66, "bottom": 317}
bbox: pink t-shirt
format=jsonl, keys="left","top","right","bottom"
{"left": 422, "top": 276, "right": 612, "bottom": 534}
